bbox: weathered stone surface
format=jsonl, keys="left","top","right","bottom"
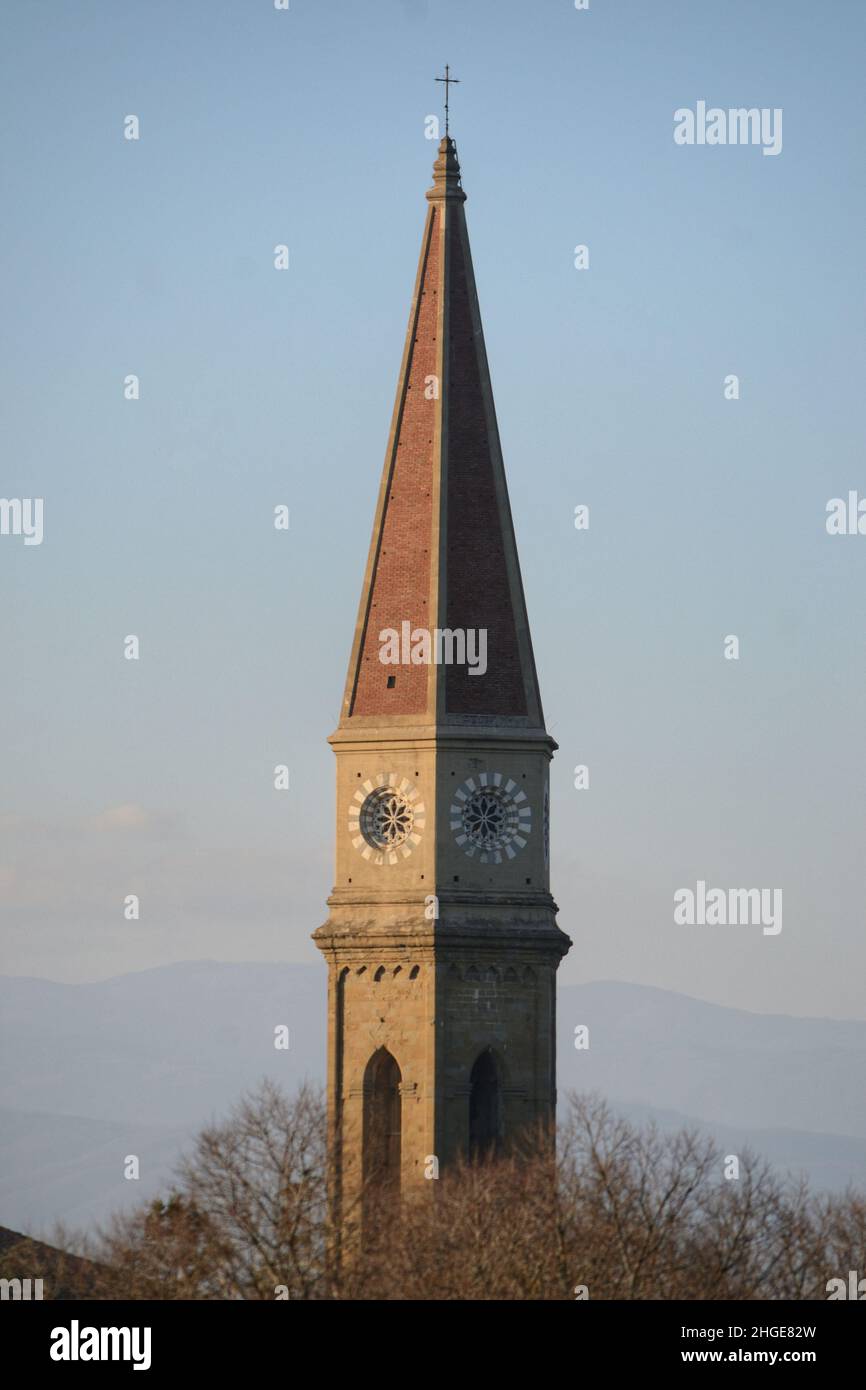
{"left": 314, "top": 137, "right": 570, "bottom": 1224}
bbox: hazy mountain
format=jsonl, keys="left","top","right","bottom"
{"left": 0, "top": 1108, "right": 188, "bottom": 1234}
{"left": 0, "top": 962, "right": 322, "bottom": 1128}
{"left": 1, "top": 962, "right": 863, "bottom": 1236}
{"left": 556, "top": 980, "right": 866, "bottom": 1139}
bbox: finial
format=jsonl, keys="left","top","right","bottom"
{"left": 426, "top": 135, "right": 466, "bottom": 204}
{"left": 434, "top": 65, "right": 460, "bottom": 138}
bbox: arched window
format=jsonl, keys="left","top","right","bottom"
{"left": 363, "top": 1048, "right": 402, "bottom": 1191}
{"left": 469, "top": 1048, "right": 503, "bottom": 1159}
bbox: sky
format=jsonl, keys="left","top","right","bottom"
{"left": 1, "top": 0, "right": 864, "bottom": 1019}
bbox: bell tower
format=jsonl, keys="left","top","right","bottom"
{"left": 313, "top": 134, "right": 570, "bottom": 1228}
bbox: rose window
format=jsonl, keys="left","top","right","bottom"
{"left": 450, "top": 774, "right": 532, "bottom": 864}
{"left": 462, "top": 788, "right": 511, "bottom": 850}
{"left": 360, "top": 788, "right": 415, "bottom": 849}
{"left": 348, "top": 774, "right": 425, "bottom": 866}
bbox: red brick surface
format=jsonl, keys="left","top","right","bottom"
{"left": 350, "top": 198, "right": 528, "bottom": 721}
{"left": 351, "top": 209, "right": 439, "bottom": 716}
{"left": 444, "top": 214, "right": 527, "bottom": 716}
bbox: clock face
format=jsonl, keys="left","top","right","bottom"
{"left": 349, "top": 774, "right": 425, "bottom": 866}
{"left": 450, "top": 773, "right": 531, "bottom": 864}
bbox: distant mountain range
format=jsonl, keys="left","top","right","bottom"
{"left": 1, "top": 962, "right": 863, "bottom": 1236}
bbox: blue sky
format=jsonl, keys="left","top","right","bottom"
{"left": 1, "top": 0, "right": 864, "bottom": 1017}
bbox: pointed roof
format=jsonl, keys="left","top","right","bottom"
{"left": 337, "top": 137, "right": 548, "bottom": 740}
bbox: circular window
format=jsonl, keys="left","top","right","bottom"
{"left": 360, "top": 787, "right": 414, "bottom": 849}
{"left": 349, "top": 774, "right": 425, "bottom": 866}
{"left": 462, "top": 787, "right": 514, "bottom": 851}
{"left": 450, "top": 774, "right": 531, "bottom": 864}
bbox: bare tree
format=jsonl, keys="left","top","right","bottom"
{"left": 41, "top": 1083, "right": 866, "bottom": 1301}
{"left": 73, "top": 1082, "right": 328, "bottom": 1300}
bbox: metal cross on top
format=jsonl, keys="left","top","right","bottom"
{"left": 435, "top": 65, "right": 460, "bottom": 137}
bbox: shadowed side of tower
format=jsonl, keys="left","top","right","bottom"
{"left": 314, "top": 136, "right": 570, "bottom": 1237}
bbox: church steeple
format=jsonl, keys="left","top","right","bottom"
{"left": 315, "top": 133, "right": 569, "bottom": 1240}
{"left": 341, "top": 135, "right": 545, "bottom": 732}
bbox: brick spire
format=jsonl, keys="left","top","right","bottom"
{"left": 339, "top": 136, "right": 547, "bottom": 739}
{"left": 316, "top": 135, "right": 569, "bottom": 1220}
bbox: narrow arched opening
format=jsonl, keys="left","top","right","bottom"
{"left": 363, "top": 1047, "right": 402, "bottom": 1192}
{"left": 469, "top": 1047, "right": 503, "bottom": 1160}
